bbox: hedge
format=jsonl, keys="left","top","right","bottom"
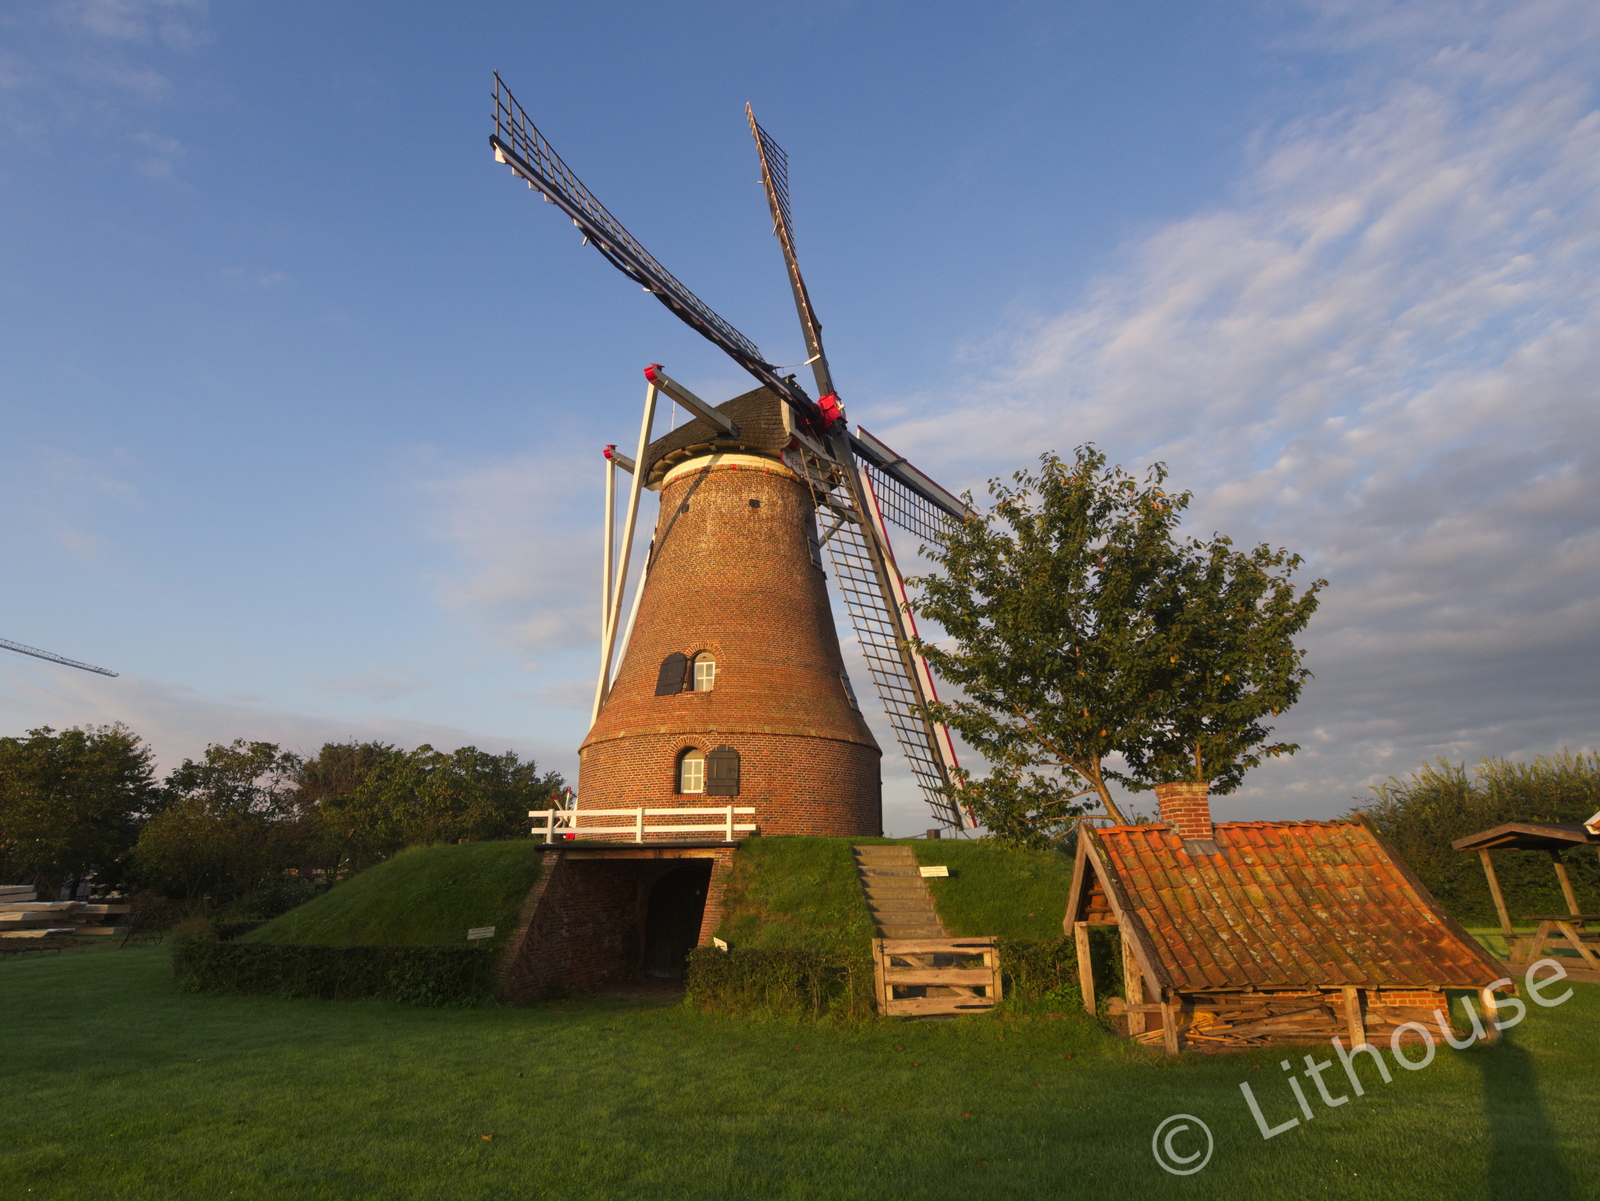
{"left": 685, "top": 930, "right": 1124, "bottom": 1020}
{"left": 171, "top": 935, "right": 494, "bottom": 1007}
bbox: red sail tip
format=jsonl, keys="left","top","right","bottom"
{"left": 643, "top": 363, "right": 662, "bottom": 382}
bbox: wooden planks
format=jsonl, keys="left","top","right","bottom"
{"left": 872, "top": 938, "right": 1001, "bottom": 1017}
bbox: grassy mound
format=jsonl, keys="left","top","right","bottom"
{"left": 244, "top": 842, "right": 544, "bottom": 953}
{"left": 711, "top": 836, "right": 1074, "bottom": 950}
{"left": 907, "top": 839, "right": 1075, "bottom": 941}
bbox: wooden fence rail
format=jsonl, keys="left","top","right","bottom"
{"left": 528, "top": 806, "right": 756, "bottom": 843}
{"left": 872, "top": 938, "right": 1001, "bottom": 1017}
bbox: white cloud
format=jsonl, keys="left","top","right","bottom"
{"left": 417, "top": 447, "right": 615, "bottom": 655}
{"left": 881, "top": 0, "right": 1600, "bottom": 816}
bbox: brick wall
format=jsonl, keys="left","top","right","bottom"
{"left": 496, "top": 846, "right": 736, "bottom": 1004}
{"left": 580, "top": 453, "right": 882, "bottom": 837}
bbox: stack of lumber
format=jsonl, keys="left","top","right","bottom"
{"left": 1115, "top": 992, "right": 1464, "bottom": 1051}
{"left": 0, "top": 886, "right": 132, "bottom": 939}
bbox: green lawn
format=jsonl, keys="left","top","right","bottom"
{"left": 3, "top": 946, "right": 1596, "bottom": 1199}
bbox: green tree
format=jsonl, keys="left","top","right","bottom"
{"left": 908, "top": 448, "right": 1192, "bottom": 844}
{"left": 1353, "top": 751, "right": 1600, "bottom": 919}
{"left": 312, "top": 744, "right": 562, "bottom": 875}
{"left": 0, "top": 724, "right": 158, "bottom": 893}
{"left": 132, "top": 741, "right": 304, "bottom": 906}
{"left": 1120, "top": 535, "right": 1324, "bottom": 794}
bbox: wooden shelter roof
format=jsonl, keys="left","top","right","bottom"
{"left": 1067, "top": 817, "right": 1503, "bottom": 994}
{"left": 1451, "top": 821, "right": 1600, "bottom": 853}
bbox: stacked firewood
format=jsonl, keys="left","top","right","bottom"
{"left": 1119, "top": 992, "right": 1462, "bottom": 1051}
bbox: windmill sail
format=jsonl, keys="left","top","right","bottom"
{"left": 491, "top": 74, "right": 822, "bottom": 429}
{"left": 746, "top": 105, "right": 832, "bottom": 400}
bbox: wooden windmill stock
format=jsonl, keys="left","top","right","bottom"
{"left": 489, "top": 74, "right": 972, "bottom": 831}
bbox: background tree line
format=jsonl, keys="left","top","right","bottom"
{"left": 0, "top": 726, "right": 563, "bottom": 915}
{"left": 1352, "top": 750, "right": 1600, "bottom": 921}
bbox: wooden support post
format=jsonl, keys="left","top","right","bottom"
{"left": 872, "top": 939, "right": 888, "bottom": 1012}
{"left": 1550, "top": 850, "right": 1582, "bottom": 917}
{"left": 1480, "top": 984, "right": 1503, "bottom": 1043}
{"left": 1074, "top": 921, "right": 1095, "bottom": 1015}
{"left": 1122, "top": 933, "right": 1145, "bottom": 1036}
{"left": 1341, "top": 985, "right": 1366, "bottom": 1047}
{"left": 1480, "top": 848, "right": 1514, "bottom": 942}
{"left": 1160, "top": 994, "right": 1180, "bottom": 1056}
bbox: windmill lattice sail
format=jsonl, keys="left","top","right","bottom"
{"left": 783, "top": 438, "right": 968, "bottom": 830}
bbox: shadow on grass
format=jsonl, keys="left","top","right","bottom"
{"left": 1472, "top": 1032, "right": 1572, "bottom": 1200}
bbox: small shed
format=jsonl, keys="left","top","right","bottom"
{"left": 1451, "top": 818, "right": 1600, "bottom": 980}
{"left": 1064, "top": 786, "right": 1507, "bottom": 1052}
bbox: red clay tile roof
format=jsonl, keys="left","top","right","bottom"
{"left": 1076, "top": 818, "right": 1503, "bottom": 992}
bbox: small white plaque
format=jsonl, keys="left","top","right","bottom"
{"left": 467, "top": 926, "right": 496, "bottom": 940}
{"left": 712, "top": 937, "right": 729, "bottom": 951}
{"left": 919, "top": 866, "right": 950, "bottom": 878}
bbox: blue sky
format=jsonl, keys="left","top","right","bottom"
{"left": 3, "top": 0, "right": 1598, "bottom": 835}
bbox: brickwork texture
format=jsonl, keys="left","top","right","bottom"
{"left": 580, "top": 448, "right": 883, "bottom": 837}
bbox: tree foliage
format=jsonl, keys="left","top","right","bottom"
{"left": 0, "top": 724, "right": 157, "bottom": 891}
{"left": 1122, "top": 535, "right": 1323, "bottom": 794}
{"left": 306, "top": 741, "right": 563, "bottom": 876}
{"left": 132, "top": 741, "right": 305, "bottom": 905}
{"left": 1352, "top": 751, "right": 1600, "bottom": 919}
{"left": 908, "top": 446, "right": 1324, "bottom": 847}
{"left": 908, "top": 448, "right": 1191, "bottom": 842}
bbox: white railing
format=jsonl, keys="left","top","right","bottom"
{"left": 528, "top": 806, "right": 756, "bottom": 843}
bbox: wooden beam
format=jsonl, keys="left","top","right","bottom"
{"left": 1123, "top": 935, "right": 1146, "bottom": 1036}
{"left": 1479, "top": 848, "right": 1514, "bottom": 940}
{"left": 1160, "top": 994, "right": 1180, "bottom": 1056}
{"left": 1074, "top": 920, "right": 1096, "bottom": 1015}
{"left": 1550, "top": 850, "right": 1582, "bottom": 917}
{"left": 1341, "top": 985, "right": 1366, "bottom": 1047}
{"left": 871, "top": 939, "right": 888, "bottom": 1012}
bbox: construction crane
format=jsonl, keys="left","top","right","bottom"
{"left": 0, "top": 638, "right": 118, "bottom": 677}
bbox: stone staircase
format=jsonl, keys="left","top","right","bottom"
{"left": 853, "top": 845, "right": 946, "bottom": 939}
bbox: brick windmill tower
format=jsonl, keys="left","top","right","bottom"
{"left": 490, "top": 76, "right": 972, "bottom": 840}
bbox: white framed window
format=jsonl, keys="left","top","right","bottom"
{"left": 678, "top": 749, "right": 705, "bottom": 794}
{"left": 691, "top": 653, "right": 716, "bottom": 692}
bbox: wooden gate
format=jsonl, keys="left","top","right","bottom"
{"left": 872, "top": 938, "right": 1001, "bottom": 1016}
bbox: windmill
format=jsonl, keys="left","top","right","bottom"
{"left": 1, "top": 638, "right": 117, "bottom": 677}
{"left": 490, "top": 74, "right": 972, "bottom": 832}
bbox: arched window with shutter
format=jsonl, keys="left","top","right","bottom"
{"left": 690, "top": 652, "right": 716, "bottom": 692}
{"left": 705, "top": 745, "right": 740, "bottom": 796}
{"left": 655, "top": 652, "right": 688, "bottom": 696}
{"left": 677, "top": 748, "right": 705, "bottom": 794}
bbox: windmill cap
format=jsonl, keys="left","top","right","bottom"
{"left": 643, "top": 386, "right": 791, "bottom": 487}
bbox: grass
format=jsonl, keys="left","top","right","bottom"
{"left": 711, "top": 836, "right": 877, "bottom": 956}
{"left": 243, "top": 842, "right": 544, "bottom": 955}
{"left": 908, "top": 839, "right": 1075, "bottom": 940}
{"left": 712, "top": 836, "right": 1077, "bottom": 951}
{"left": 2, "top": 945, "right": 1597, "bottom": 1199}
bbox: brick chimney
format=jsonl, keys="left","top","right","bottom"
{"left": 1155, "top": 782, "right": 1213, "bottom": 841}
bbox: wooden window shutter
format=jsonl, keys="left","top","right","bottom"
{"left": 704, "top": 745, "right": 740, "bottom": 796}
{"left": 655, "top": 652, "right": 688, "bottom": 696}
